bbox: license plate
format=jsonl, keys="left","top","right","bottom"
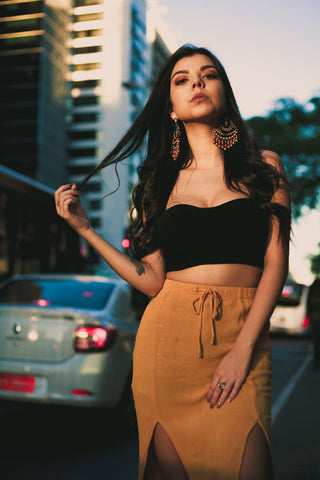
{"left": 0, "top": 373, "right": 36, "bottom": 393}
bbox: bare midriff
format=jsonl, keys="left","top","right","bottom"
{"left": 166, "top": 264, "right": 262, "bottom": 287}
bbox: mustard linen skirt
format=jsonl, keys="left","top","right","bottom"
{"left": 132, "top": 279, "right": 273, "bottom": 480}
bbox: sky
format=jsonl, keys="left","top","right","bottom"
{"left": 158, "top": 0, "right": 320, "bottom": 119}
{"left": 155, "top": 0, "right": 320, "bottom": 284}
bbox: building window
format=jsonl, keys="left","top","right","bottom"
{"left": 73, "top": 112, "right": 100, "bottom": 123}
{"left": 73, "top": 0, "right": 103, "bottom": 6}
{"left": 73, "top": 79, "right": 101, "bottom": 89}
{"left": 74, "top": 13, "right": 103, "bottom": 22}
{"left": 73, "top": 96, "right": 100, "bottom": 107}
{"left": 1, "top": 1, "right": 43, "bottom": 17}
{"left": 90, "top": 217, "right": 101, "bottom": 228}
{"left": 81, "top": 182, "right": 101, "bottom": 193}
{"left": 5, "top": 106, "right": 38, "bottom": 121}
{"left": 73, "top": 46, "right": 102, "bottom": 55}
{"left": 73, "top": 63, "right": 102, "bottom": 71}
{"left": 0, "top": 35, "right": 41, "bottom": 52}
{"left": 73, "top": 29, "right": 102, "bottom": 38}
{"left": 89, "top": 199, "right": 101, "bottom": 210}
{"left": 69, "top": 130, "right": 97, "bottom": 140}
{"left": 68, "top": 148, "right": 96, "bottom": 158}
{"left": 69, "top": 165, "right": 94, "bottom": 175}
{"left": 3, "top": 17, "right": 42, "bottom": 34}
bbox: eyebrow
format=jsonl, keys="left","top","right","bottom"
{"left": 171, "top": 64, "right": 217, "bottom": 80}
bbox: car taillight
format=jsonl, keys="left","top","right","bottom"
{"left": 74, "top": 326, "right": 118, "bottom": 353}
{"left": 302, "top": 316, "right": 310, "bottom": 328}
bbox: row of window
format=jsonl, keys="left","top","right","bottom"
{"left": 69, "top": 130, "right": 97, "bottom": 141}
{"left": 72, "top": 45, "right": 102, "bottom": 55}
{"left": 73, "top": 79, "right": 101, "bottom": 88}
{"left": 0, "top": 35, "right": 41, "bottom": 52}
{"left": 73, "top": 96, "right": 100, "bottom": 106}
{"left": 2, "top": 17, "right": 43, "bottom": 35}
{"left": 73, "top": 29, "right": 102, "bottom": 38}
{"left": 73, "top": 12, "right": 103, "bottom": 22}
{"left": 73, "top": 112, "right": 100, "bottom": 123}
{"left": 0, "top": 123, "right": 37, "bottom": 140}
{"left": 73, "top": 0, "right": 103, "bottom": 6}
{"left": 73, "top": 63, "right": 102, "bottom": 72}
{"left": 0, "top": 1, "right": 43, "bottom": 18}
{"left": 68, "top": 148, "right": 96, "bottom": 158}
{"left": 1, "top": 52, "right": 40, "bottom": 69}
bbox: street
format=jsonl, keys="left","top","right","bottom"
{"left": 0, "top": 336, "right": 316, "bottom": 480}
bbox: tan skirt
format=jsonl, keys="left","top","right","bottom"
{"left": 132, "top": 279, "right": 273, "bottom": 480}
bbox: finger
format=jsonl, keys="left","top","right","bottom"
{"left": 215, "top": 381, "right": 235, "bottom": 408}
{"left": 55, "top": 184, "right": 72, "bottom": 209}
{"left": 57, "top": 195, "right": 79, "bottom": 218}
{"left": 208, "top": 378, "right": 226, "bottom": 408}
{"left": 226, "top": 380, "right": 243, "bottom": 404}
{"left": 60, "top": 197, "right": 80, "bottom": 216}
{"left": 55, "top": 184, "right": 72, "bottom": 199}
{"left": 60, "top": 191, "right": 79, "bottom": 202}
{"left": 207, "top": 375, "right": 220, "bottom": 402}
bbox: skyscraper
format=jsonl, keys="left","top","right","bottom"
{"left": 0, "top": 0, "right": 71, "bottom": 188}
{"left": 68, "top": 0, "right": 148, "bottom": 273}
{"left": 0, "top": 0, "right": 172, "bottom": 276}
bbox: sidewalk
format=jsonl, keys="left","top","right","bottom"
{"left": 272, "top": 352, "right": 320, "bottom": 480}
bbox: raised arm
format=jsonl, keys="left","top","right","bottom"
{"left": 55, "top": 184, "right": 166, "bottom": 297}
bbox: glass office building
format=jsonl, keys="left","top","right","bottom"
{"left": 0, "top": 0, "right": 71, "bottom": 188}
{"left": 68, "top": 0, "right": 148, "bottom": 269}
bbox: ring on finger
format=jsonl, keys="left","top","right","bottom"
{"left": 217, "top": 381, "right": 227, "bottom": 391}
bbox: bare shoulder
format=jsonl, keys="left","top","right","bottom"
{"left": 261, "top": 151, "right": 290, "bottom": 209}
{"left": 261, "top": 150, "right": 285, "bottom": 174}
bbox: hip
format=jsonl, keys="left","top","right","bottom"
{"left": 134, "top": 279, "right": 271, "bottom": 365}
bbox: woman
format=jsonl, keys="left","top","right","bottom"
{"left": 55, "top": 45, "right": 291, "bottom": 480}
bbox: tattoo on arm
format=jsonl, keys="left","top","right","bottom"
{"left": 130, "top": 257, "right": 146, "bottom": 276}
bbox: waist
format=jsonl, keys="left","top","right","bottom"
{"left": 166, "top": 264, "right": 262, "bottom": 288}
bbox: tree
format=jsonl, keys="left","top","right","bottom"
{"left": 309, "top": 243, "right": 320, "bottom": 277}
{"left": 247, "top": 96, "right": 320, "bottom": 218}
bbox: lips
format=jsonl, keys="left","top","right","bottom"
{"left": 191, "top": 93, "right": 208, "bottom": 102}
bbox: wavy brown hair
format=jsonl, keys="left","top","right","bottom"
{"left": 78, "top": 44, "right": 291, "bottom": 259}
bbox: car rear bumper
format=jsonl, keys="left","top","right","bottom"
{"left": 270, "top": 323, "right": 311, "bottom": 336}
{"left": 0, "top": 350, "right": 132, "bottom": 407}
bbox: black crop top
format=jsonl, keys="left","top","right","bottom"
{"left": 156, "top": 198, "right": 269, "bottom": 272}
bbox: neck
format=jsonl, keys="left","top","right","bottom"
{"left": 184, "top": 122, "right": 224, "bottom": 169}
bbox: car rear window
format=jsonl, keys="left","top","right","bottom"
{"left": 0, "top": 279, "right": 115, "bottom": 310}
{"left": 278, "top": 282, "right": 303, "bottom": 307}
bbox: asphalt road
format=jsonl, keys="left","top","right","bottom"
{"left": 0, "top": 335, "right": 313, "bottom": 480}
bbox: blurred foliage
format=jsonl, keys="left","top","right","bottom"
{"left": 247, "top": 96, "right": 320, "bottom": 218}
{"left": 309, "top": 243, "right": 320, "bottom": 277}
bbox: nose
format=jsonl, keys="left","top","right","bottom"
{"left": 192, "top": 78, "right": 204, "bottom": 89}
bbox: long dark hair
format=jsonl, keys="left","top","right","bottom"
{"left": 78, "top": 44, "right": 291, "bottom": 259}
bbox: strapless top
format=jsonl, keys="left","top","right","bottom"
{"left": 156, "top": 198, "right": 269, "bottom": 272}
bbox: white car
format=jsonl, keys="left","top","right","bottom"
{"left": 0, "top": 274, "right": 141, "bottom": 411}
{"left": 270, "top": 279, "right": 310, "bottom": 336}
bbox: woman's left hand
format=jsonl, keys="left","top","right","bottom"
{"left": 206, "top": 345, "right": 253, "bottom": 409}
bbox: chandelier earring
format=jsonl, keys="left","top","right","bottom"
{"left": 212, "top": 117, "right": 239, "bottom": 151}
{"left": 171, "top": 118, "right": 181, "bottom": 161}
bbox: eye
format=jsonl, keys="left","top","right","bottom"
{"left": 175, "top": 78, "right": 188, "bottom": 86}
{"left": 203, "top": 72, "right": 218, "bottom": 80}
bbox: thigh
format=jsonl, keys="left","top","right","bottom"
{"left": 239, "top": 423, "right": 275, "bottom": 480}
{"left": 144, "top": 423, "right": 189, "bottom": 480}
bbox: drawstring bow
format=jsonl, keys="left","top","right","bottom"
{"left": 192, "top": 289, "right": 222, "bottom": 359}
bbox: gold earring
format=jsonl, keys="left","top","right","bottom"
{"left": 171, "top": 118, "right": 181, "bottom": 161}
{"left": 212, "top": 117, "right": 239, "bottom": 151}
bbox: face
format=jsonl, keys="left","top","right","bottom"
{"left": 169, "top": 54, "right": 226, "bottom": 124}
